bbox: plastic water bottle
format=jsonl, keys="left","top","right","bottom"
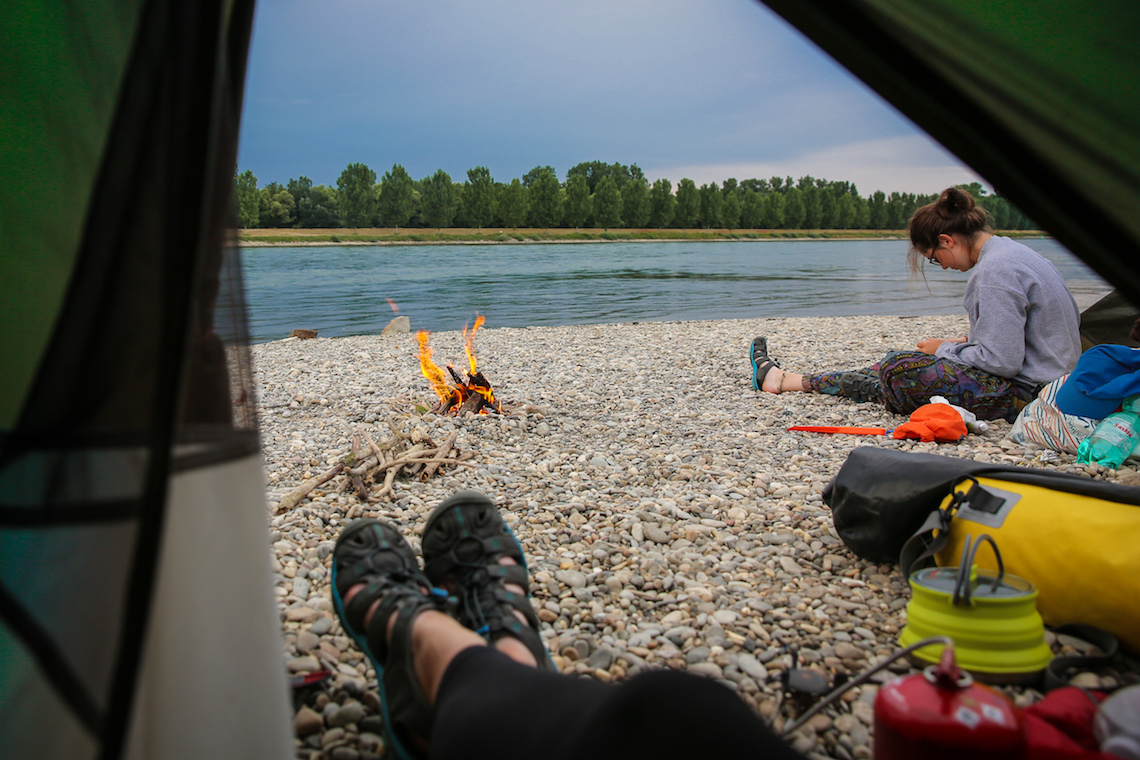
{"left": 1077, "top": 407, "right": 1140, "bottom": 469}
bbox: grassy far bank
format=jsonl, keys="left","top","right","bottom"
{"left": 238, "top": 227, "right": 1048, "bottom": 246}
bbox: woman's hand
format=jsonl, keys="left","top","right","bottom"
{"left": 917, "top": 335, "right": 967, "bottom": 354}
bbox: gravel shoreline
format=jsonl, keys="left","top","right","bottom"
{"left": 258, "top": 314, "right": 1138, "bottom": 760}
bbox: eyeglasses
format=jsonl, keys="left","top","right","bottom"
{"left": 927, "top": 244, "right": 943, "bottom": 266}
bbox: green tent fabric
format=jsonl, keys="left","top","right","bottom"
{"left": 758, "top": 0, "right": 1140, "bottom": 309}
{"left": 1079, "top": 290, "right": 1140, "bottom": 351}
{"left": 1, "top": 1, "right": 291, "bottom": 758}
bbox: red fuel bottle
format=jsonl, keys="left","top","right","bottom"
{"left": 874, "top": 647, "right": 1024, "bottom": 760}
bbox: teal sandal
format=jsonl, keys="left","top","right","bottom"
{"left": 750, "top": 336, "right": 781, "bottom": 391}
{"left": 421, "top": 491, "right": 555, "bottom": 671}
{"left": 331, "top": 519, "right": 452, "bottom": 760}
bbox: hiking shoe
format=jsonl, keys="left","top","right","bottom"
{"left": 750, "top": 337, "right": 781, "bottom": 391}
{"left": 838, "top": 372, "right": 882, "bottom": 403}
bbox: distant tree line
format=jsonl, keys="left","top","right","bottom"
{"left": 233, "top": 160, "right": 1035, "bottom": 231}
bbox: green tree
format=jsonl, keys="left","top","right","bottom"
{"left": 566, "top": 160, "right": 634, "bottom": 193}
{"left": 722, "top": 190, "right": 741, "bottom": 230}
{"left": 286, "top": 176, "right": 313, "bottom": 222}
{"left": 802, "top": 183, "right": 821, "bottom": 228}
{"left": 622, "top": 176, "right": 650, "bottom": 227}
{"left": 648, "top": 178, "right": 674, "bottom": 229}
{"left": 464, "top": 166, "right": 496, "bottom": 231}
{"left": 784, "top": 187, "right": 806, "bottom": 229}
{"left": 819, "top": 186, "right": 838, "bottom": 228}
{"left": 741, "top": 189, "right": 763, "bottom": 228}
{"left": 258, "top": 182, "right": 296, "bottom": 228}
{"left": 527, "top": 167, "right": 563, "bottom": 230}
{"left": 498, "top": 179, "right": 529, "bottom": 228}
{"left": 836, "top": 192, "right": 856, "bottom": 228}
{"left": 235, "top": 169, "right": 260, "bottom": 228}
{"left": 868, "top": 190, "right": 888, "bottom": 229}
{"left": 593, "top": 175, "right": 623, "bottom": 230}
{"left": 378, "top": 164, "right": 415, "bottom": 231}
{"left": 886, "top": 192, "right": 912, "bottom": 229}
{"left": 523, "top": 165, "right": 557, "bottom": 189}
{"left": 761, "top": 191, "right": 785, "bottom": 229}
{"left": 563, "top": 174, "right": 592, "bottom": 231}
{"left": 336, "top": 162, "right": 377, "bottom": 230}
{"left": 699, "top": 183, "right": 722, "bottom": 229}
{"left": 855, "top": 195, "right": 871, "bottom": 229}
{"left": 957, "top": 181, "right": 987, "bottom": 199}
{"left": 988, "top": 196, "right": 1011, "bottom": 229}
{"left": 421, "top": 169, "right": 457, "bottom": 230}
{"left": 299, "top": 185, "right": 339, "bottom": 228}
{"left": 674, "top": 178, "right": 699, "bottom": 228}
{"left": 740, "top": 178, "right": 769, "bottom": 194}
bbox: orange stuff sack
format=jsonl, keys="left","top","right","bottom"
{"left": 892, "top": 403, "right": 968, "bottom": 442}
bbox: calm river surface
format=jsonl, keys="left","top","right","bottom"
{"left": 240, "top": 238, "right": 1110, "bottom": 343}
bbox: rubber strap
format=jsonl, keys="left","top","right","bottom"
{"left": 898, "top": 475, "right": 979, "bottom": 576}
{"left": 1044, "top": 624, "right": 1121, "bottom": 692}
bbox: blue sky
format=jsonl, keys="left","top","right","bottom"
{"left": 238, "top": 0, "right": 987, "bottom": 195}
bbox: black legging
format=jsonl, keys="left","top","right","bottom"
{"left": 432, "top": 646, "right": 805, "bottom": 760}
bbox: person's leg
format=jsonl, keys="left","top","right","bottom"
{"left": 334, "top": 520, "right": 548, "bottom": 760}
{"left": 804, "top": 363, "right": 880, "bottom": 396}
{"left": 432, "top": 646, "right": 804, "bottom": 760}
{"left": 878, "top": 350, "right": 1027, "bottom": 420}
{"left": 763, "top": 368, "right": 809, "bottom": 393}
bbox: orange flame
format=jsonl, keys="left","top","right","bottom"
{"left": 417, "top": 330, "right": 454, "bottom": 402}
{"left": 469, "top": 377, "right": 500, "bottom": 412}
{"left": 463, "top": 314, "right": 485, "bottom": 376}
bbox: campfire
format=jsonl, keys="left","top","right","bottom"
{"left": 418, "top": 315, "right": 503, "bottom": 415}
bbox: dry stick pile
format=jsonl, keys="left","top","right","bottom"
{"left": 275, "top": 418, "right": 474, "bottom": 516}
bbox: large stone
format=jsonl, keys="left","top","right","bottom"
{"left": 287, "top": 655, "right": 320, "bottom": 673}
{"left": 778, "top": 556, "right": 804, "bottom": 575}
{"left": 294, "top": 705, "right": 323, "bottom": 736}
{"left": 328, "top": 701, "right": 367, "bottom": 728}
{"left": 736, "top": 653, "right": 769, "bottom": 681}
{"left": 290, "top": 329, "right": 318, "bottom": 339}
{"left": 555, "top": 569, "right": 587, "bottom": 588}
{"left": 381, "top": 316, "right": 410, "bottom": 335}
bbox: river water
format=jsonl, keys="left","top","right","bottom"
{"left": 240, "top": 238, "right": 1110, "bottom": 343}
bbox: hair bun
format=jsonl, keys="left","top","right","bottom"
{"left": 939, "top": 186, "right": 975, "bottom": 213}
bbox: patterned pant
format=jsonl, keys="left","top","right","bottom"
{"left": 806, "top": 350, "right": 1036, "bottom": 422}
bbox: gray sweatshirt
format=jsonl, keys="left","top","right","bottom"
{"left": 935, "top": 236, "right": 1081, "bottom": 385}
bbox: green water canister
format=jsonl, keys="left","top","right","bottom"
{"left": 899, "top": 563, "right": 1053, "bottom": 683}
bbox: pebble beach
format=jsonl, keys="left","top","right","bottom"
{"left": 257, "top": 314, "right": 1139, "bottom": 760}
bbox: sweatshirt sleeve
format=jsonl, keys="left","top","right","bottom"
{"left": 935, "top": 282, "right": 1029, "bottom": 378}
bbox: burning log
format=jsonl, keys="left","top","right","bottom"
{"left": 418, "top": 315, "right": 504, "bottom": 416}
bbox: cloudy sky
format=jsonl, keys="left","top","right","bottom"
{"left": 237, "top": 0, "right": 987, "bottom": 195}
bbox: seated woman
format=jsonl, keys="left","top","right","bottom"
{"left": 750, "top": 187, "right": 1081, "bottom": 422}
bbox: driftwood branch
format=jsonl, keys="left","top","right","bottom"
{"left": 274, "top": 419, "right": 472, "bottom": 513}
{"left": 276, "top": 463, "right": 345, "bottom": 513}
{"left": 420, "top": 431, "right": 458, "bottom": 481}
